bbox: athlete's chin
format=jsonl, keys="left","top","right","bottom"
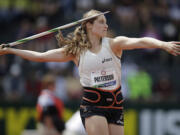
{"left": 95, "top": 32, "right": 107, "bottom": 38}
{"left": 101, "top": 33, "right": 107, "bottom": 37}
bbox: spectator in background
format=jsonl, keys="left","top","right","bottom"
{"left": 168, "top": 0, "right": 180, "bottom": 22}
{"left": 45, "top": 62, "right": 71, "bottom": 102}
{"left": 121, "top": 59, "right": 139, "bottom": 99}
{"left": 36, "top": 73, "right": 65, "bottom": 135}
{"left": 2, "top": 63, "right": 25, "bottom": 101}
{"left": 25, "top": 70, "right": 42, "bottom": 99}
{"left": 127, "top": 68, "right": 152, "bottom": 101}
{"left": 153, "top": 73, "right": 174, "bottom": 102}
{"left": 75, "top": 0, "right": 94, "bottom": 19}
{"left": 66, "top": 76, "right": 83, "bottom": 101}
{"left": 0, "top": 56, "right": 8, "bottom": 99}
{"left": 95, "top": 0, "right": 113, "bottom": 11}
{"left": 0, "top": 55, "right": 8, "bottom": 76}
{"left": 114, "top": 3, "right": 140, "bottom": 36}
{"left": 16, "top": 19, "right": 34, "bottom": 40}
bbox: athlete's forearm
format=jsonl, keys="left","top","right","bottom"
{"left": 140, "top": 38, "right": 180, "bottom": 56}
{"left": 7, "top": 48, "right": 44, "bottom": 62}
{"left": 140, "top": 37, "right": 165, "bottom": 49}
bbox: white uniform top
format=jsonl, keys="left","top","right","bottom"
{"left": 78, "top": 37, "right": 121, "bottom": 90}
{"left": 37, "top": 89, "right": 55, "bottom": 107}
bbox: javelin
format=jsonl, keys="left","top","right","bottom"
{"left": 2, "top": 11, "right": 110, "bottom": 47}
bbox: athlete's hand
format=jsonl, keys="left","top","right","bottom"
{"left": 162, "top": 41, "right": 180, "bottom": 56}
{"left": 0, "top": 44, "right": 10, "bottom": 55}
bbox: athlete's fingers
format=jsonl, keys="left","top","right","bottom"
{"left": 170, "top": 41, "right": 180, "bottom": 45}
{"left": 173, "top": 46, "right": 180, "bottom": 53}
{"left": 177, "top": 51, "right": 180, "bottom": 55}
{"left": 173, "top": 49, "right": 180, "bottom": 56}
{"left": 171, "top": 51, "right": 177, "bottom": 56}
{"left": 175, "top": 47, "right": 180, "bottom": 52}
{"left": 173, "top": 45, "right": 180, "bottom": 50}
{"left": 175, "top": 45, "right": 180, "bottom": 51}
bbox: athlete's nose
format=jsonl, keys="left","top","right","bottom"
{"left": 105, "top": 24, "right": 108, "bottom": 29}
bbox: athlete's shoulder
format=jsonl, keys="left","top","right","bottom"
{"left": 105, "top": 37, "right": 123, "bottom": 58}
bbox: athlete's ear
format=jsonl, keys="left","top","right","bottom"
{"left": 86, "top": 22, "right": 93, "bottom": 30}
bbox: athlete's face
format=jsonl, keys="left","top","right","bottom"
{"left": 89, "top": 15, "right": 108, "bottom": 37}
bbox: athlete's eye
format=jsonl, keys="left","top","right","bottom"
{"left": 99, "top": 20, "right": 106, "bottom": 24}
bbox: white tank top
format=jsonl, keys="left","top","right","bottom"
{"left": 78, "top": 37, "right": 121, "bottom": 90}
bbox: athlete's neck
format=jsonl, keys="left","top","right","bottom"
{"left": 88, "top": 33, "right": 102, "bottom": 53}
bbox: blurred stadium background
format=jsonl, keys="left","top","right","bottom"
{"left": 0, "top": 0, "right": 180, "bottom": 135}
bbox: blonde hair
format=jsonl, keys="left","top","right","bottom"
{"left": 41, "top": 74, "right": 56, "bottom": 89}
{"left": 56, "top": 9, "right": 102, "bottom": 56}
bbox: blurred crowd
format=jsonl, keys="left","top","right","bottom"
{"left": 0, "top": 0, "right": 180, "bottom": 104}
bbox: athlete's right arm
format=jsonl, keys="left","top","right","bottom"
{"left": 0, "top": 46, "right": 74, "bottom": 62}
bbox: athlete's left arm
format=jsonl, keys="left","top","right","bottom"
{"left": 111, "top": 36, "right": 180, "bottom": 56}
